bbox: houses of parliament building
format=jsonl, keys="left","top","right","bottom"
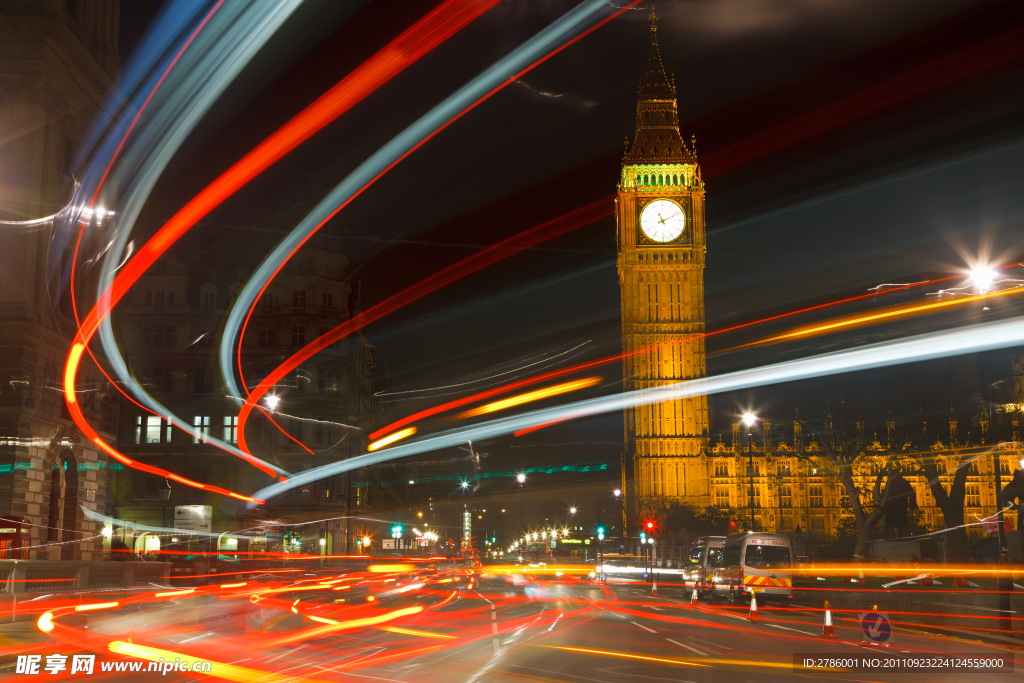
{"left": 617, "top": 13, "right": 1024, "bottom": 543}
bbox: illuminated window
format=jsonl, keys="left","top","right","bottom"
{"left": 145, "top": 416, "right": 162, "bottom": 444}
{"left": 223, "top": 416, "right": 237, "bottom": 444}
{"left": 292, "top": 326, "right": 305, "bottom": 346}
{"left": 809, "top": 485, "right": 823, "bottom": 508}
{"left": 672, "top": 174, "right": 679, "bottom": 185}
{"left": 643, "top": 174, "right": 648, "bottom": 185}
{"left": 193, "top": 416, "right": 210, "bottom": 444}
{"left": 754, "top": 486, "right": 762, "bottom": 508}
{"left": 715, "top": 487, "right": 729, "bottom": 508}
{"left": 714, "top": 461, "right": 728, "bottom": 477}
{"left": 781, "top": 485, "right": 792, "bottom": 508}
{"left": 966, "top": 484, "right": 980, "bottom": 507}
{"left": 135, "top": 416, "right": 143, "bottom": 444}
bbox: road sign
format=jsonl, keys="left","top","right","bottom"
{"left": 173, "top": 505, "right": 212, "bottom": 532}
{"left": 858, "top": 611, "right": 894, "bottom": 646}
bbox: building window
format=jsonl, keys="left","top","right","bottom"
{"left": 145, "top": 416, "right": 162, "bottom": 444}
{"left": 781, "top": 485, "right": 792, "bottom": 508}
{"left": 292, "top": 325, "right": 305, "bottom": 346}
{"left": 776, "top": 462, "right": 790, "bottom": 476}
{"left": 135, "top": 416, "right": 143, "bottom": 444}
{"left": 259, "top": 292, "right": 273, "bottom": 309}
{"left": 154, "top": 291, "right": 165, "bottom": 306}
{"left": 202, "top": 291, "right": 216, "bottom": 309}
{"left": 223, "top": 416, "right": 237, "bottom": 444}
{"left": 715, "top": 487, "right": 729, "bottom": 508}
{"left": 809, "top": 484, "right": 824, "bottom": 508}
{"left": 318, "top": 367, "right": 338, "bottom": 393}
{"left": 754, "top": 486, "right": 762, "bottom": 508}
{"left": 322, "top": 292, "right": 333, "bottom": 309}
{"left": 288, "top": 418, "right": 303, "bottom": 442}
{"left": 714, "top": 461, "right": 728, "bottom": 477}
{"left": 314, "top": 416, "right": 332, "bottom": 446}
{"left": 155, "top": 260, "right": 167, "bottom": 275}
{"left": 966, "top": 484, "right": 980, "bottom": 507}
{"left": 258, "top": 329, "right": 274, "bottom": 347}
{"left": 141, "top": 326, "right": 151, "bottom": 345}
{"left": 293, "top": 290, "right": 306, "bottom": 311}
{"left": 144, "top": 291, "right": 152, "bottom": 306}
{"left": 193, "top": 367, "right": 207, "bottom": 393}
{"left": 193, "top": 416, "right": 210, "bottom": 444}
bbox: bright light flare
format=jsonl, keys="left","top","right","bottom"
{"left": 37, "top": 612, "right": 54, "bottom": 632}
{"left": 971, "top": 267, "right": 997, "bottom": 293}
{"left": 742, "top": 412, "right": 757, "bottom": 427}
{"left": 456, "top": 377, "right": 601, "bottom": 419}
{"left": 368, "top": 427, "right": 417, "bottom": 452}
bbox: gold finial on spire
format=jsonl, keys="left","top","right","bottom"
{"left": 650, "top": 4, "right": 658, "bottom": 31}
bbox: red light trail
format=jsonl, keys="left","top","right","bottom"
{"left": 62, "top": 0, "right": 503, "bottom": 497}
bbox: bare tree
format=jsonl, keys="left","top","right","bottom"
{"left": 796, "top": 434, "right": 897, "bottom": 558}
{"left": 912, "top": 451, "right": 972, "bottom": 561}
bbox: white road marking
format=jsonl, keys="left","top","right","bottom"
{"left": 649, "top": 605, "right": 664, "bottom": 611}
{"left": 766, "top": 623, "right": 815, "bottom": 636}
{"left": 666, "top": 638, "right": 708, "bottom": 656}
{"left": 631, "top": 620, "right": 658, "bottom": 633}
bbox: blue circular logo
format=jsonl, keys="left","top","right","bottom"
{"left": 861, "top": 613, "right": 891, "bottom": 642}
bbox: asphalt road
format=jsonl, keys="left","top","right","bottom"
{"left": 2, "top": 575, "right": 1019, "bottom": 681}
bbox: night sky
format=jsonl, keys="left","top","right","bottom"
{"left": 119, "top": 0, "right": 1024, "bottom": 517}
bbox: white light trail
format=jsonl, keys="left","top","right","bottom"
{"left": 249, "top": 316, "right": 1024, "bottom": 506}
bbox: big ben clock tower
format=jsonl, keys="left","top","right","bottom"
{"left": 618, "top": 12, "right": 709, "bottom": 510}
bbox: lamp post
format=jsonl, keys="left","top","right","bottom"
{"left": 517, "top": 474, "right": 526, "bottom": 535}
{"left": 743, "top": 412, "right": 758, "bottom": 532}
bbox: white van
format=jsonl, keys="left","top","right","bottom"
{"left": 683, "top": 536, "right": 725, "bottom": 597}
{"left": 710, "top": 532, "right": 794, "bottom": 604}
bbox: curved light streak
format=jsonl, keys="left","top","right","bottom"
{"left": 70, "top": 0, "right": 498, "bottom": 485}
{"left": 368, "top": 273, "right": 958, "bottom": 440}
{"left": 454, "top": 377, "right": 602, "bottom": 419}
{"left": 249, "top": 316, "right": 1024, "bottom": 506}
{"left": 62, "top": 1, "right": 303, "bottom": 496}
{"left": 226, "top": 1, "right": 640, "bottom": 456}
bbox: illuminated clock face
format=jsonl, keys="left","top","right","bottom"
{"left": 640, "top": 199, "right": 685, "bottom": 243}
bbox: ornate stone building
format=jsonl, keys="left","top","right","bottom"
{"left": 706, "top": 403, "right": 1023, "bottom": 548}
{"left": 618, "top": 14, "right": 709, "bottom": 512}
{"left": 0, "top": 0, "right": 121, "bottom": 559}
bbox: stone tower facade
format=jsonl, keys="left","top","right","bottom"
{"left": 618, "top": 13, "right": 709, "bottom": 509}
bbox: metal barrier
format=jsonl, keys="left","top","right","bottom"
{"left": 0, "top": 560, "right": 171, "bottom": 595}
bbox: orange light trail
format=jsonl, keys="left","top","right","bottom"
{"left": 61, "top": 0, "right": 500, "bottom": 498}
{"left": 367, "top": 427, "right": 417, "bottom": 452}
{"left": 455, "top": 377, "right": 602, "bottom": 419}
{"left": 746, "top": 284, "right": 1024, "bottom": 347}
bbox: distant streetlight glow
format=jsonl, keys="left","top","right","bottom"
{"left": 613, "top": 489, "right": 621, "bottom": 497}
{"left": 742, "top": 412, "right": 757, "bottom": 427}
{"left": 517, "top": 474, "right": 526, "bottom": 483}
{"left": 264, "top": 395, "right": 280, "bottom": 411}
{"left": 570, "top": 507, "right": 577, "bottom": 515}
{"left": 971, "top": 267, "right": 997, "bottom": 294}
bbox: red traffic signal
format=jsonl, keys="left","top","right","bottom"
{"left": 646, "top": 522, "right": 653, "bottom": 529}
{"left": 728, "top": 520, "right": 737, "bottom": 531}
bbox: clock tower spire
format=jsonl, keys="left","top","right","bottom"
{"left": 617, "top": 9, "right": 709, "bottom": 513}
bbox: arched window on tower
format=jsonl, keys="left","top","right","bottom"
{"left": 673, "top": 174, "right": 679, "bottom": 185}
{"left": 643, "top": 174, "right": 648, "bottom": 186}
{"left": 658, "top": 174, "right": 663, "bottom": 186}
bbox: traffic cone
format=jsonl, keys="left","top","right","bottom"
{"left": 651, "top": 580, "right": 658, "bottom": 597}
{"left": 690, "top": 587, "right": 699, "bottom": 607}
{"left": 747, "top": 593, "right": 761, "bottom": 621}
{"left": 822, "top": 600, "right": 837, "bottom": 638}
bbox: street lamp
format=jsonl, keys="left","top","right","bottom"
{"left": 743, "top": 412, "right": 758, "bottom": 532}
{"left": 517, "top": 474, "right": 526, "bottom": 537}
{"left": 970, "top": 267, "right": 997, "bottom": 294}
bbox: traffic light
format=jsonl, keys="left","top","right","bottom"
{"left": 646, "top": 521, "right": 653, "bottom": 530}
{"left": 391, "top": 525, "right": 402, "bottom": 536}
{"left": 639, "top": 531, "right": 646, "bottom": 542}
{"left": 728, "top": 520, "right": 737, "bottom": 532}
{"left": 597, "top": 526, "right": 605, "bottom": 540}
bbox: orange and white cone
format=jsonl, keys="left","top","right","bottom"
{"left": 822, "top": 600, "right": 837, "bottom": 638}
{"left": 651, "top": 581, "right": 658, "bottom": 597}
{"left": 747, "top": 592, "right": 761, "bottom": 621}
{"left": 690, "top": 587, "right": 699, "bottom": 607}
